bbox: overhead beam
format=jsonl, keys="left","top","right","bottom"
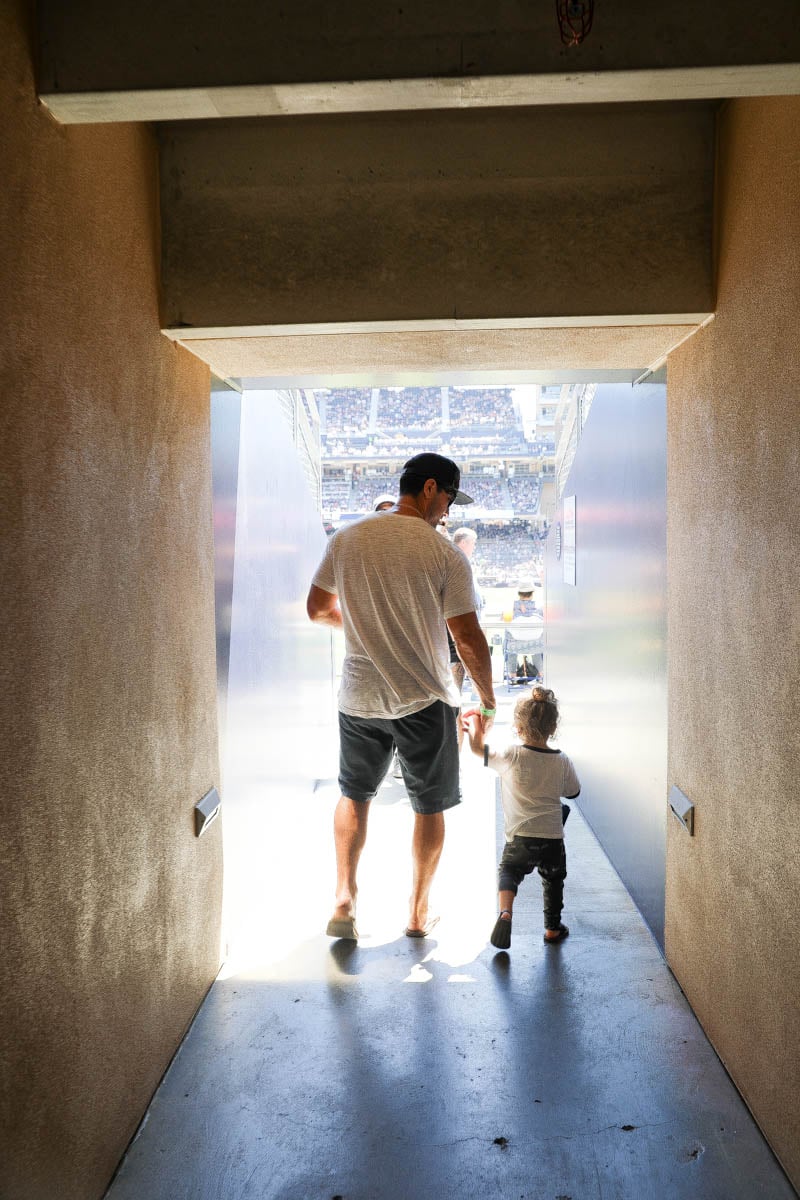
{"left": 38, "top": 1, "right": 800, "bottom": 123}
{"left": 39, "top": 66, "right": 800, "bottom": 126}
{"left": 159, "top": 104, "right": 715, "bottom": 332}
{"left": 166, "top": 324, "right": 703, "bottom": 387}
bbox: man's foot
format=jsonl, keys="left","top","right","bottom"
{"left": 490, "top": 910, "right": 512, "bottom": 950}
{"left": 544, "top": 923, "right": 569, "bottom": 943}
{"left": 327, "top": 901, "right": 358, "bottom": 940}
{"left": 326, "top": 915, "right": 358, "bottom": 940}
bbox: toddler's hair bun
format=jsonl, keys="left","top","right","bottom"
{"left": 531, "top": 687, "right": 556, "bottom": 704}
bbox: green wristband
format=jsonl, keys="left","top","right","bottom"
{"left": 480, "top": 706, "right": 496, "bottom": 717}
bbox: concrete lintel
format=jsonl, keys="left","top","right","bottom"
{"left": 242, "top": 370, "right": 643, "bottom": 388}
{"left": 168, "top": 323, "right": 703, "bottom": 384}
{"left": 159, "top": 105, "right": 715, "bottom": 331}
{"left": 41, "top": 65, "right": 800, "bottom": 125}
{"left": 164, "top": 314, "right": 712, "bottom": 342}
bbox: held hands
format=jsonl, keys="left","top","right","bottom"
{"left": 461, "top": 706, "right": 494, "bottom": 751}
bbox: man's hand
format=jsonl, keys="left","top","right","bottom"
{"left": 461, "top": 706, "right": 494, "bottom": 740}
{"left": 461, "top": 708, "right": 493, "bottom": 757}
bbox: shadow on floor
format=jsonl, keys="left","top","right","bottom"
{"left": 107, "top": 772, "right": 795, "bottom": 1199}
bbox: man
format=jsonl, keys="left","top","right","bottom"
{"left": 307, "top": 452, "right": 496, "bottom": 940}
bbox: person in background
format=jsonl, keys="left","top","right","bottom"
{"left": 513, "top": 581, "right": 541, "bottom": 619}
{"left": 463, "top": 687, "right": 580, "bottom": 950}
{"left": 307, "top": 453, "right": 496, "bottom": 941}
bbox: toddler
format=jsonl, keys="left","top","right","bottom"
{"left": 464, "top": 687, "right": 580, "bottom": 949}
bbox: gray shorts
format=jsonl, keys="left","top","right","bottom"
{"left": 338, "top": 701, "right": 461, "bottom": 815}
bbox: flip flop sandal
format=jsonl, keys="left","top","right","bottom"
{"left": 544, "top": 924, "right": 569, "bottom": 943}
{"left": 404, "top": 916, "right": 440, "bottom": 938}
{"left": 326, "top": 915, "right": 359, "bottom": 940}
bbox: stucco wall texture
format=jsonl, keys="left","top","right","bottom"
{"left": 0, "top": 6, "right": 223, "bottom": 1199}
{"left": 666, "top": 96, "right": 800, "bottom": 1187}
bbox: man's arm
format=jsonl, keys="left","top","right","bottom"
{"left": 447, "top": 610, "right": 496, "bottom": 726}
{"left": 307, "top": 584, "right": 343, "bottom": 628}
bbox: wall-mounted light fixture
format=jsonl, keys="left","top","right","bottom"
{"left": 194, "top": 787, "right": 221, "bottom": 837}
{"left": 669, "top": 785, "right": 695, "bottom": 836}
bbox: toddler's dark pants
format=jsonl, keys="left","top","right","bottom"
{"left": 498, "top": 836, "right": 567, "bottom": 930}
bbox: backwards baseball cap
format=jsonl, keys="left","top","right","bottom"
{"left": 400, "top": 453, "right": 473, "bottom": 505}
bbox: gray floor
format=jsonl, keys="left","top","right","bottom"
{"left": 107, "top": 734, "right": 795, "bottom": 1200}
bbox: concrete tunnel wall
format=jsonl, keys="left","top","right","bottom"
{"left": 0, "top": 5, "right": 223, "bottom": 1198}
{"left": 665, "top": 95, "right": 800, "bottom": 1186}
{"left": 543, "top": 98, "right": 800, "bottom": 1188}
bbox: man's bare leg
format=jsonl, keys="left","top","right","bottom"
{"left": 330, "top": 795, "right": 370, "bottom": 923}
{"left": 407, "top": 811, "right": 445, "bottom": 933}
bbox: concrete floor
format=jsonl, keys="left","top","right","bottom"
{"left": 107, "top": 700, "right": 795, "bottom": 1200}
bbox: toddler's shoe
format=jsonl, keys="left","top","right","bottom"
{"left": 490, "top": 911, "right": 512, "bottom": 950}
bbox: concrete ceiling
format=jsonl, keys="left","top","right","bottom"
{"left": 35, "top": 2, "right": 799, "bottom": 382}
{"left": 38, "top": 1, "right": 800, "bottom": 123}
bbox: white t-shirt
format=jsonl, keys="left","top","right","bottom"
{"left": 312, "top": 512, "right": 479, "bottom": 719}
{"left": 488, "top": 744, "right": 581, "bottom": 840}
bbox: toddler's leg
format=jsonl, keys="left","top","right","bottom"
{"left": 489, "top": 888, "right": 516, "bottom": 949}
{"left": 538, "top": 841, "right": 568, "bottom": 941}
{"left": 491, "top": 841, "right": 531, "bottom": 949}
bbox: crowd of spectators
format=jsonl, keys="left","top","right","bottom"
{"left": 321, "top": 388, "right": 371, "bottom": 433}
{"left": 470, "top": 522, "right": 540, "bottom": 587}
{"left": 448, "top": 435, "right": 526, "bottom": 455}
{"left": 460, "top": 477, "right": 510, "bottom": 509}
{"left": 378, "top": 387, "right": 442, "bottom": 430}
{"left": 322, "top": 465, "right": 541, "bottom": 517}
{"left": 318, "top": 385, "right": 525, "bottom": 433}
{"left": 321, "top": 471, "right": 543, "bottom": 582}
{"left": 507, "top": 476, "right": 540, "bottom": 510}
{"left": 448, "top": 387, "right": 515, "bottom": 427}
{"left": 370, "top": 435, "right": 439, "bottom": 457}
{"left": 321, "top": 476, "right": 352, "bottom": 510}
{"left": 348, "top": 473, "right": 402, "bottom": 510}
{"left": 322, "top": 434, "right": 528, "bottom": 459}
{"left": 323, "top": 437, "right": 374, "bottom": 457}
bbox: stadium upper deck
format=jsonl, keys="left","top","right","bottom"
{"left": 318, "top": 386, "right": 524, "bottom": 442}
{"left": 318, "top": 385, "right": 551, "bottom": 519}
{"left": 317, "top": 387, "right": 554, "bottom": 586}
